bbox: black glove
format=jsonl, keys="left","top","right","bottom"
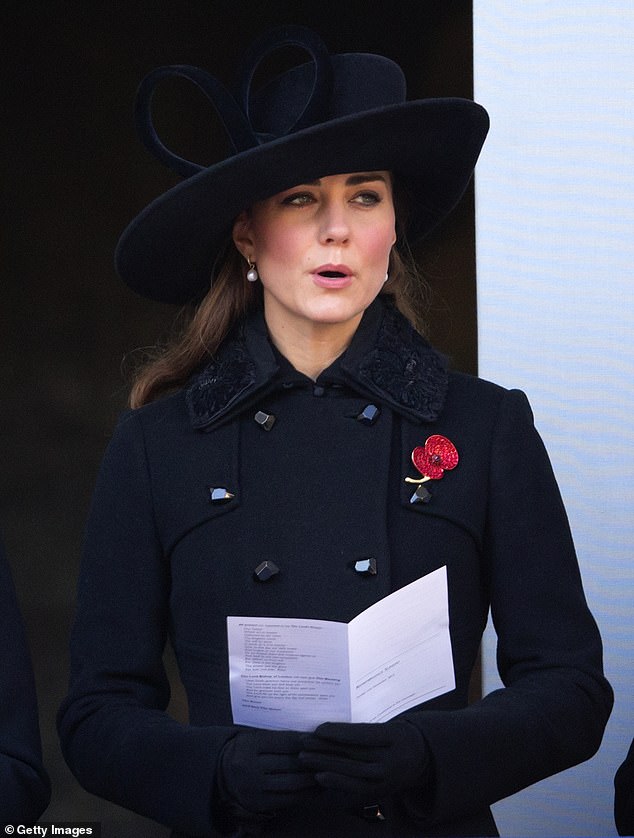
{"left": 217, "top": 728, "right": 318, "bottom": 818}
{"left": 299, "top": 719, "right": 430, "bottom": 796}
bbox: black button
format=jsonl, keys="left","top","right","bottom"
{"left": 313, "top": 385, "right": 325, "bottom": 397}
{"left": 254, "top": 410, "right": 276, "bottom": 431}
{"left": 361, "top": 804, "right": 386, "bottom": 821}
{"left": 354, "top": 557, "right": 377, "bottom": 576}
{"left": 254, "top": 560, "right": 280, "bottom": 582}
{"left": 410, "top": 485, "right": 431, "bottom": 504}
{"left": 356, "top": 404, "right": 381, "bottom": 425}
{"left": 209, "top": 487, "right": 235, "bottom": 503}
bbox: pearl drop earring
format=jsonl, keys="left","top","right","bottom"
{"left": 383, "top": 272, "right": 389, "bottom": 284}
{"left": 246, "top": 260, "right": 259, "bottom": 282}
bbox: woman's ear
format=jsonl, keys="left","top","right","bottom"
{"left": 232, "top": 210, "right": 254, "bottom": 260}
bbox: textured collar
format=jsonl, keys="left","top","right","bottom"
{"left": 185, "top": 296, "right": 448, "bottom": 430}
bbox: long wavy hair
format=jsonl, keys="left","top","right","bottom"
{"left": 129, "top": 182, "right": 429, "bottom": 408}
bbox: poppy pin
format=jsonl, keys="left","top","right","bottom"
{"left": 405, "top": 435, "right": 458, "bottom": 503}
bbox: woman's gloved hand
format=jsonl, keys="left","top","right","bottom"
{"left": 217, "top": 728, "right": 318, "bottom": 818}
{"left": 299, "top": 719, "right": 430, "bottom": 796}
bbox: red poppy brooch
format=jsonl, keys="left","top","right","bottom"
{"left": 405, "top": 434, "right": 459, "bottom": 504}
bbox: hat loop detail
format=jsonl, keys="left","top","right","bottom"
{"left": 134, "top": 64, "right": 257, "bottom": 178}
{"left": 236, "top": 25, "right": 333, "bottom": 144}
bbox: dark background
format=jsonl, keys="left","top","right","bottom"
{"left": 1, "top": 2, "right": 476, "bottom": 834}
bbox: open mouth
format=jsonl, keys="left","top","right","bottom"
{"left": 312, "top": 265, "right": 353, "bottom": 288}
{"left": 312, "top": 269, "right": 353, "bottom": 289}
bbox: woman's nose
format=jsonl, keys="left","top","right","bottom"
{"left": 319, "top": 204, "right": 350, "bottom": 245}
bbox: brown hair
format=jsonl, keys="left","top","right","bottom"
{"left": 129, "top": 187, "right": 429, "bottom": 408}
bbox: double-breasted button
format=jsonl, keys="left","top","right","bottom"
{"left": 254, "top": 560, "right": 280, "bottom": 582}
{"left": 361, "top": 804, "right": 386, "bottom": 821}
{"left": 353, "top": 557, "right": 378, "bottom": 576}
{"left": 410, "top": 485, "right": 431, "bottom": 504}
{"left": 209, "top": 487, "right": 235, "bottom": 503}
{"left": 254, "top": 410, "right": 276, "bottom": 431}
{"left": 356, "top": 404, "right": 381, "bottom": 425}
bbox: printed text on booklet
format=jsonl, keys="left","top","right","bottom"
{"left": 227, "top": 566, "right": 454, "bottom": 732}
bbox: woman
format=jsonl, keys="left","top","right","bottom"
{"left": 0, "top": 532, "right": 50, "bottom": 823}
{"left": 58, "top": 26, "right": 612, "bottom": 837}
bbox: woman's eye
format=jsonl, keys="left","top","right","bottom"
{"left": 282, "top": 192, "right": 315, "bottom": 206}
{"left": 352, "top": 191, "right": 381, "bottom": 206}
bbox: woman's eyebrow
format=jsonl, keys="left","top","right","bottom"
{"left": 295, "top": 174, "right": 388, "bottom": 187}
{"left": 345, "top": 173, "right": 388, "bottom": 185}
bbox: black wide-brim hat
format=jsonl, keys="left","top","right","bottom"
{"left": 115, "top": 25, "right": 489, "bottom": 304}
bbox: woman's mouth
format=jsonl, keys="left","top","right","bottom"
{"left": 312, "top": 265, "right": 353, "bottom": 289}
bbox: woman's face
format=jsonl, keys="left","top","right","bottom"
{"left": 233, "top": 171, "right": 396, "bottom": 338}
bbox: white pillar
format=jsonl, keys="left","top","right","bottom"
{"left": 474, "top": 4, "right": 634, "bottom": 834}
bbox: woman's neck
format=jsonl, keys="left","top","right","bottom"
{"left": 264, "top": 312, "right": 363, "bottom": 380}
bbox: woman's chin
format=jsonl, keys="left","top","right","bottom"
{"left": 301, "top": 292, "right": 379, "bottom": 327}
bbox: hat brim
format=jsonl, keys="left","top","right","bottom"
{"left": 115, "top": 97, "right": 489, "bottom": 304}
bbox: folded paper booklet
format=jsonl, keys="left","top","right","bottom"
{"left": 227, "top": 565, "right": 454, "bottom": 732}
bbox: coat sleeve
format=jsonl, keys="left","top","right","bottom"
{"left": 57, "top": 412, "right": 235, "bottom": 836}
{"left": 615, "top": 738, "right": 634, "bottom": 836}
{"left": 0, "top": 534, "right": 51, "bottom": 823}
{"left": 402, "top": 388, "right": 613, "bottom": 825}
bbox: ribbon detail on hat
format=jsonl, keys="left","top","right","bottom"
{"left": 135, "top": 64, "right": 256, "bottom": 177}
{"left": 237, "top": 25, "right": 333, "bottom": 142}
{"left": 134, "top": 25, "right": 334, "bottom": 178}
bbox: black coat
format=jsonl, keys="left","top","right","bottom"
{"left": 58, "top": 298, "right": 612, "bottom": 836}
{"left": 615, "top": 738, "right": 634, "bottom": 835}
{"left": 0, "top": 533, "right": 51, "bottom": 823}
